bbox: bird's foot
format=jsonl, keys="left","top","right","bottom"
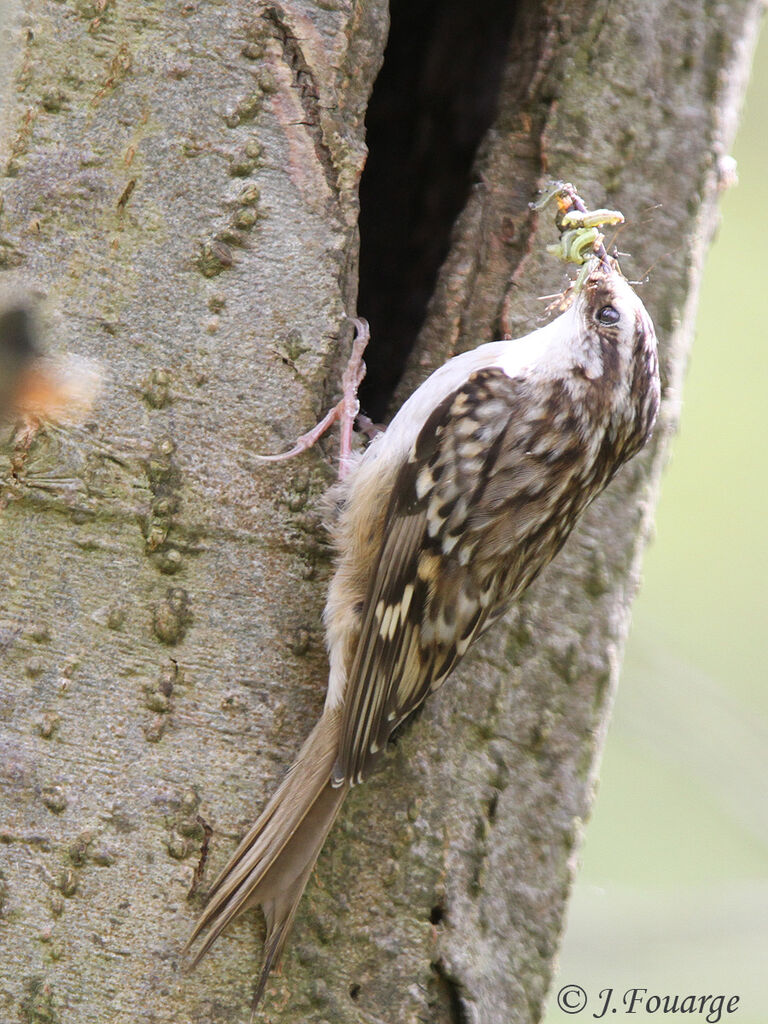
{"left": 254, "top": 318, "right": 370, "bottom": 480}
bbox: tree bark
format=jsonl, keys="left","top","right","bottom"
{"left": 0, "top": 2, "right": 761, "bottom": 1023}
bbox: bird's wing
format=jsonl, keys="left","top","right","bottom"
{"left": 333, "top": 366, "right": 535, "bottom": 786}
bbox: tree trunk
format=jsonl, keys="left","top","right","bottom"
{"left": 0, "top": 2, "right": 760, "bottom": 1023}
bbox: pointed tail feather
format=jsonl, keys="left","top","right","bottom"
{"left": 184, "top": 708, "right": 348, "bottom": 1005}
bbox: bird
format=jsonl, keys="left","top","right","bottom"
{"left": 0, "top": 306, "right": 43, "bottom": 421}
{"left": 185, "top": 195, "right": 661, "bottom": 1009}
{"left": 0, "top": 304, "right": 99, "bottom": 428}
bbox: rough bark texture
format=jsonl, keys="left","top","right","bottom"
{"left": 0, "top": 2, "right": 761, "bottom": 1024}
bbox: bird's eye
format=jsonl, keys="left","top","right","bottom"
{"left": 596, "top": 305, "right": 620, "bottom": 326}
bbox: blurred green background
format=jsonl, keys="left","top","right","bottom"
{"left": 546, "top": 28, "right": 768, "bottom": 1024}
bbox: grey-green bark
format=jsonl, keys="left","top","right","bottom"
{"left": 0, "top": 2, "right": 761, "bottom": 1023}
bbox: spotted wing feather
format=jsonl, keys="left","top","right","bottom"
{"left": 333, "top": 367, "right": 535, "bottom": 786}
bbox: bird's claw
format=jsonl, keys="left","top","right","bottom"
{"left": 255, "top": 318, "right": 370, "bottom": 480}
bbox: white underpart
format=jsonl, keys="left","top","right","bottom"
{"left": 360, "top": 300, "right": 585, "bottom": 474}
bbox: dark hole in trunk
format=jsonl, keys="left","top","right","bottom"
{"left": 357, "top": 0, "right": 520, "bottom": 421}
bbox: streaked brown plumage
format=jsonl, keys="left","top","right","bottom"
{"left": 185, "top": 256, "right": 660, "bottom": 1006}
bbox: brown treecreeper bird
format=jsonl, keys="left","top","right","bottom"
{"left": 185, "top": 185, "right": 661, "bottom": 1008}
